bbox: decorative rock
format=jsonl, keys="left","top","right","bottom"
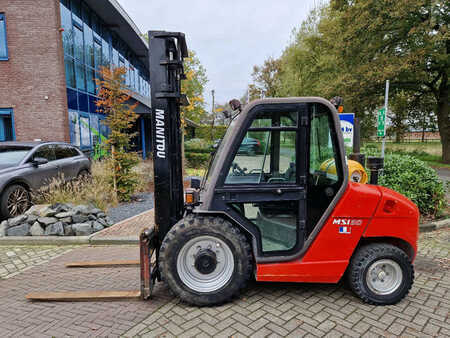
{"left": 88, "top": 214, "right": 97, "bottom": 221}
{"left": 73, "top": 205, "right": 91, "bottom": 215}
{"left": 6, "top": 223, "right": 30, "bottom": 236}
{"left": 25, "top": 204, "right": 50, "bottom": 216}
{"left": 96, "top": 217, "right": 107, "bottom": 227}
{"left": 0, "top": 220, "right": 8, "bottom": 236}
{"left": 51, "top": 203, "right": 70, "bottom": 213}
{"left": 90, "top": 208, "right": 102, "bottom": 215}
{"left": 37, "top": 217, "right": 58, "bottom": 226}
{"left": 92, "top": 221, "right": 104, "bottom": 232}
{"left": 40, "top": 206, "right": 58, "bottom": 217}
{"left": 26, "top": 214, "right": 39, "bottom": 224}
{"left": 30, "top": 222, "right": 45, "bottom": 236}
{"left": 44, "top": 221, "right": 65, "bottom": 236}
{"left": 105, "top": 217, "right": 114, "bottom": 226}
{"left": 97, "top": 212, "right": 106, "bottom": 218}
{"left": 72, "top": 214, "right": 89, "bottom": 223}
{"left": 60, "top": 217, "right": 72, "bottom": 223}
{"left": 72, "top": 223, "right": 93, "bottom": 236}
{"left": 55, "top": 211, "right": 75, "bottom": 219}
{"left": 64, "top": 223, "right": 74, "bottom": 236}
{"left": 8, "top": 215, "right": 28, "bottom": 227}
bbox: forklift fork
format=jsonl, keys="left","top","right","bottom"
{"left": 25, "top": 229, "right": 159, "bottom": 302}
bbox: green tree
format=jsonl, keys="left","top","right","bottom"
{"left": 181, "top": 50, "right": 208, "bottom": 124}
{"left": 250, "top": 57, "right": 282, "bottom": 98}
{"left": 95, "top": 66, "right": 140, "bottom": 202}
{"left": 325, "top": 0, "right": 449, "bottom": 162}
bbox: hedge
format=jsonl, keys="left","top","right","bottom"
{"left": 188, "top": 125, "right": 227, "bottom": 141}
{"left": 378, "top": 154, "right": 446, "bottom": 216}
{"left": 185, "top": 152, "right": 211, "bottom": 168}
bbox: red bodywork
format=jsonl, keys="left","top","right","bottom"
{"left": 256, "top": 182, "right": 419, "bottom": 283}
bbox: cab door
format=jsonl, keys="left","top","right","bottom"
{"left": 215, "top": 103, "right": 309, "bottom": 259}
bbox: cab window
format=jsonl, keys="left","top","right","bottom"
{"left": 225, "top": 110, "right": 297, "bottom": 185}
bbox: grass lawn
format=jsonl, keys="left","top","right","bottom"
{"left": 362, "top": 140, "right": 449, "bottom": 168}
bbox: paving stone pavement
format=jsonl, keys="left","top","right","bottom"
{"left": 0, "top": 246, "right": 74, "bottom": 279}
{"left": 0, "top": 229, "right": 448, "bottom": 337}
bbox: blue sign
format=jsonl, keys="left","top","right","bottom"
{"left": 339, "top": 113, "right": 355, "bottom": 147}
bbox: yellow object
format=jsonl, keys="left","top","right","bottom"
{"left": 319, "top": 159, "right": 368, "bottom": 184}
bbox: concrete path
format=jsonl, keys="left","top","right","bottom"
{"left": 0, "top": 229, "right": 448, "bottom": 337}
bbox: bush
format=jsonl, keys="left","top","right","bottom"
{"left": 185, "top": 152, "right": 211, "bottom": 169}
{"left": 32, "top": 161, "right": 118, "bottom": 211}
{"left": 185, "top": 138, "right": 213, "bottom": 153}
{"left": 379, "top": 154, "right": 446, "bottom": 216}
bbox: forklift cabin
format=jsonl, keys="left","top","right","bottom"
{"left": 198, "top": 98, "right": 348, "bottom": 262}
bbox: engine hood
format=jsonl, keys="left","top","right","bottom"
{"left": 374, "top": 186, "right": 419, "bottom": 219}
{"left": 0, "top": 164, "right": 18, "bottom": 174}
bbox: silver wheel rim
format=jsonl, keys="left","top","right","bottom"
{"left": 177, "top": 235, "right": 234, "bottom": 293}
{"left": 366, "top": 259, "right": 403, "bottom": 295}
{"left": 7, "top": 187, "right": 29, "bottom": 217}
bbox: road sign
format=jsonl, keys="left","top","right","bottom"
{"left": 339, "top": 113, "right": 354, "bottom": 147}
{"left": 377, "top": 108, "right": 386, "bottom": 137}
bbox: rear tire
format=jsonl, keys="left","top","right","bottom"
{"left": 0, "top": 184, "right": 31, "bottom": 219}
{"left": 348, "top": 243, "right": 413, "bottom": 305}
{"left": 159, "top": 215, "right": 253, "bottom": 306}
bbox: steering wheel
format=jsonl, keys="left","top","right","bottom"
{"left": 231, "top": 162, "right": 246, "bottom": 176}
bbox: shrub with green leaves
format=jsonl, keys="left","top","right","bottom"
{"left": 379, "top": 154, "right": 446, "bottom": 216}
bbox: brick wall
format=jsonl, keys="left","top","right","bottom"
{"left": 0, "top": 0, "right": 69, "bottom": 142}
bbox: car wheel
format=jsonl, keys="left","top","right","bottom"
{"left": 1, "top": 184, "right": 31, "bottom": 219}
{"left": 348, "top": 243, "right": 414, "bottom": 305}
{"left": 77, "top": 169, "right": 91, "bottom": 180}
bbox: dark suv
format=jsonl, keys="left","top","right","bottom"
{"left": 0, "top": 142, "right": 91, "bottom": 219}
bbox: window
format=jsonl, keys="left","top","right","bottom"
{"left": 64, "top": 56, "right": 76, "bottom": 88}
{"left": 55, "top": 145, "right": 79, "bottom": 159}
{"left": 33, "top": 145, "right": 55, "bottom": 162}
{"left": 0, "top": 13, "right": 8, "bottom": 60}
{"left": 79, "top": 115, "right": 90, "bottom": 148}
{"left": 309, "top": 106, "right": 342, "bottom": 185}
{"left": 233, "top": 201, "right": 298, "bottom": 252}
{"left": 225, "top": 111, "right": 297, "bottom": 185}
{"left": 73, "top": 25, "right": 84, "bottom": 62}
{"left": 0, "top": 108, "right": 14, "bottom": 141}
{"left": 59, "top": 1, "right": 73, "bottom": 56}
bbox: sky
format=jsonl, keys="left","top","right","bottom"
{"left": 117, "top": 0, "right": 318, "bottom": 109}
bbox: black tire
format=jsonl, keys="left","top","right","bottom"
{"left": 0, "top": 184, "right": 31, "bottom": 219}
{"left": 159, "top": 215, "right": 253, "bottom": 306}
{"left": 77, "top": 169, "right": 91, "bottom": 181}
{"left": 348, "top": 243, "right": 414, "bottom": 305}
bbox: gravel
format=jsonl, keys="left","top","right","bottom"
{"left": 107, "top": 192, "right": 154, "bottom": 223}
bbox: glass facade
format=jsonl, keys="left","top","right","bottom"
{"left": 0, "top": 13, "right": 8, "bottom": 60}
{"left": 59, "top": 0, "right": 150, "bottom": 150}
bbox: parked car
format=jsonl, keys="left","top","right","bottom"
{"left": 238, "top": 137, "right": 261, "bottom": 155}
{"left": 0, "top": 142, "right": 91, "bottom": 219}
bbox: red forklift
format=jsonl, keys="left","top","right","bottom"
{"left": 28, "top": 31, "right": 419, "bottom": 306}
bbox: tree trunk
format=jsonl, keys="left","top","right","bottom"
{"left": 436, "top": 72, "right": 449, "bottom": 163}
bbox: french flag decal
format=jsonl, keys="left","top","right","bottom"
{"left": 339, "top": 226, "right": 351, "bottom": 234}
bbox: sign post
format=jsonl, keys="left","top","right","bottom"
{"left": 339, "top": 113, "right": 355, "bottom": 148}
{"left": 380, "top": 80, "right": 389, "bottom": 158}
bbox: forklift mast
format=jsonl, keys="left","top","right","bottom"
{"left": 148, "top": 31, "right": 189, "bottom": 243}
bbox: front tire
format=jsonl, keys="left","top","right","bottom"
{"left": 348, "top": 243, "right": 414, "bottom": 305}
{"left": 159, "top": 216, "right": 252, "bottom": 306}
{"left": 0, "top": 184, "right": 31, "bottom": 219}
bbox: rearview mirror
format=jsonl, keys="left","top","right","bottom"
{"left": 32, "top": 157, "right": 48, "bottom": 167}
